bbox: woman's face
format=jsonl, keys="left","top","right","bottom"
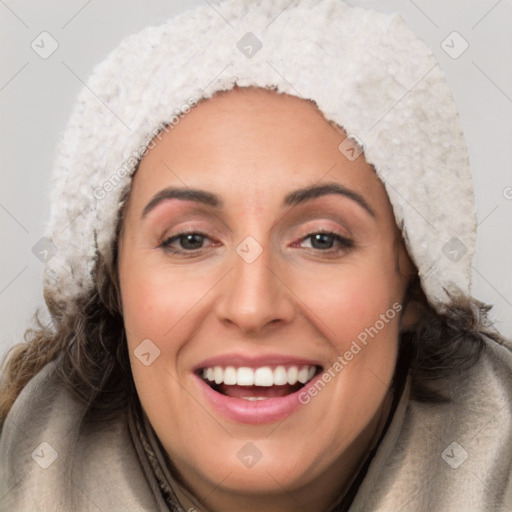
{"left": 118, "top": 87, "right": 415, "bottom": 511}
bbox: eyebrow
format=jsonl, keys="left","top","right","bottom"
{"left": 141, "top": 182, "right": 376, "bottom": 219}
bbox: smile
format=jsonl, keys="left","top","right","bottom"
{"left": 194, "top": 361, "right": 323, "bottom": 424}
{"left": 201, "top": 364, "right": 318, "bottom": 398}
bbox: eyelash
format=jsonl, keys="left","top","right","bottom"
{"left": 158, "top": 230, "right": 354, "bottom": 256}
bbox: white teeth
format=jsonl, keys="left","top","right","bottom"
{"left": 240, "top": 396, "right": 270, "bottom": 401}
{"left": 287, "top": 366, "right": 298, "bottom": 385}
{"left": 237, "top": 367, "right": 254, "bottom": 386}
{"left": 297, "top": 367, "right": 309, "bottom": 384}
{"left": 274, "top": 366, "right": 288, "bottom": 385}
{"left": 201, "top": 364, "right": 317, "bottom": 387}
{"left": 254, "top": 367, "right": 274, "bottom": 386}
{"left": 223, "top": 366, "right": 237, "bottom": 385}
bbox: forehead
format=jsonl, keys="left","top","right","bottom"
{"left": 198, "top": 86, "right": 321, "bottom": 117}
{"left": 127, "top": 86, "right": 390, "bottom": 216}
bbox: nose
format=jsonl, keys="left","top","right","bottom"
{"left": 215, "top": 239, "right": 295, "bottom": 334}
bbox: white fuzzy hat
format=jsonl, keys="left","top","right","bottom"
{"left": 43, "top": 0, "right": 477, "bottom": 315}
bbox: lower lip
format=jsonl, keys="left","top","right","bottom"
{"left": 194, "top": 374, "right": 317, "bottom": 425}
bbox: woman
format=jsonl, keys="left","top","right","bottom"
{"left": 1, "top": 0, "right": 511, "bottom": 511}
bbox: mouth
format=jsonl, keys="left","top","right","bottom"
{"left": 196, "top": 364, "right": 323, "bottom": 401}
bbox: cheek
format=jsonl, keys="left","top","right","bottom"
{"left": 120, "top": 255, "right": 199, "bottom": 344}
{"left": 119, "top": 258, "right": 205, "bottom": 415}
{"left": 121, "top": 276, "right": 163, "bottom": 345}
{"left": 294, "top": 263, "right": 400, "bottom": 341}
{"left": 291, "top": 261, "right": 402, "bottom": 405}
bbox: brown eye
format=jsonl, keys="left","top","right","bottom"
{"left": 160, "top": 232, "right": 209, "bottom": 253}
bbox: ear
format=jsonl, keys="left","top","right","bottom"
{"left": 399, "top": 298, "right": 422, "bottom": 332}
{"left": 396, "top": 238, "right": 422, "bottom": 332}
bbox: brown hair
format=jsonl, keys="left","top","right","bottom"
{"left": 0, "top": 201, "right": 133, "bottom": 428}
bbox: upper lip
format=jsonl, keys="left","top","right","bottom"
{"left": 193, "top": 354, "right": 324, "bottom": 372}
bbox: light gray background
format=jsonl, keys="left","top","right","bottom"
{"left": 1, "top": 0, "right": 511, "bottom": 362}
